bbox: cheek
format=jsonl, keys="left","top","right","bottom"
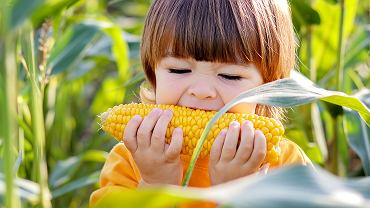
{"left": 218, "top": 83, "right": 259, "bottom": 114}
{"left": 222, "top": 90, "right": 257, "bottom": 114}
{"left": 155, "top": 73, "right": 185, "bottom": 104}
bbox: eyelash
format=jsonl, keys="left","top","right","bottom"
{"left": 168, "top": 69, "right": 242, "bottom": 81}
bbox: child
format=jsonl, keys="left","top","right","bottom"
{"left": 90, "top": 0, "right": 312, "bottom": 206}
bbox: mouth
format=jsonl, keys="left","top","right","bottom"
{"left": 182, "top": 105, "right": 219, "bottom": 111}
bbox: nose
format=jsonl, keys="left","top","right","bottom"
{"left": 187, "top": 79, "right": 217, "bottom": 99}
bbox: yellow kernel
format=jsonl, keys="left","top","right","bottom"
{"left": 271, "top": 136, "right": 279, "bottom": 144}
{"left": 261, "top": 127, "right": 269, "bottom": 135}
{"left": 265, "top": 133, "right": 272, "bottom": 140}
{"left": 267, "top": 143, "right": 273, "bottom": 150}
{"left": 272, "top": 128, "right": 280, "bottom": 136}
{"left": 117, "top": 115, "right": 123, "bottom": 122}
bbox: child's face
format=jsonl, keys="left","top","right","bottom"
{"left": 154, "top": 56, "right": 263, "bottom": 114}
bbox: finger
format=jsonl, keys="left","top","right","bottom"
{"left": 136, "top": 108, "right": 162, "bottom": 149}
{"left": 243, "top": 130, "right": 267, "bottom": 170}
{"left": 165, "top": 128, "right": 183, "bottom": 162}
{"left": 220, "top": 121, "right": 240, "bottom": 161}
{"left": 234, "top": 120, "right": 254, "bottom": 162}
{"left": 151, "top": 109, "right": 173, "bottom": 152}
{"left": 209, "top": 129, "right": 227, "bottom": 165}
{"left": 123, "top": 115, "right": 143, "bottom": 153}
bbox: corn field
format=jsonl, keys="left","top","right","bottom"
{"left": 0, "top": 0, "right": 369, "bottom": 207}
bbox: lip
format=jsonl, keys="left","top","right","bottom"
{"left": 182, "top": 105, "right": 219, "bottom": 111}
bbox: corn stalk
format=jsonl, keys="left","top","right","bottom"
{"left": 0, "top": 0, "right": 20, "bottom": 207}
{"left": 329, "top": 0, "right": 346, "bottom": 176}
{"left": 21, "top": 24, "right": 51, "bottom": 208}
{"left": 306, "top": 0, "right": 328, "bottom": 164}
{"left": 0, "top": 31, "right": 20, "bottom": 208}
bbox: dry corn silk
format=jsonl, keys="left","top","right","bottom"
{"left": 99, "top": 103, "right": 285, "bottom": 165}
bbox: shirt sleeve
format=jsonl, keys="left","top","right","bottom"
{"left": 271, "top": 138, "right": 314, "bottom": 169}
{"left": 89, "top": 142, "right": 141, "bottom": 206}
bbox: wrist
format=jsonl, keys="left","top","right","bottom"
{"left": 138, "top": 177, "right": 182, "bottom": 187}
{"left": 138, "top": 179, "right": 152, "bottom": 187}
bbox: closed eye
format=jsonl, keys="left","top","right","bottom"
{"left": 168, "top": 69, "right": 191, "bottom": 74}
{"left": 169, "top": 69, "right": 242, "bottom": 81}
{"left": 218, "top": 74, "right": 242, "bottom": 81}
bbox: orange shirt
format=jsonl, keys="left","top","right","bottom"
{"left": 90, "top": 138, "right": 312, "bottom": 207}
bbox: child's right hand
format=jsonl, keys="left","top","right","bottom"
{"left": 123, "top": 108, "right": 184, "bottom": 186}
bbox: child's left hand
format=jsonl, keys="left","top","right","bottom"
{"left": 208, "top": 120, "right": 268, "bottom": 185}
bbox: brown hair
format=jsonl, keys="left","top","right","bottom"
{"left": 139, "top": 0, "right": 296, "bottom": 121}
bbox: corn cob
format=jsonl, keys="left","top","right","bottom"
{"left": 99, "top": 103, "right": 284, "bottom": 165}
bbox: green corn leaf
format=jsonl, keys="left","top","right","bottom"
{"left": 343, "top": 27, "right": 370, "bottom": 69}
{"left": 48, "top": 23, "right": 101, "bottom": 75}
{"left": 209, "top": 165, "right": 370, "bottom": 207}
{"left": 0, "top": 173, "right": 41, "bottom": 205}
{"left": 92, "top": 185, "right": 198, "bottom": 208}
{"left": 49, "top": 150, "right": 107, "bottom": 188}
{"left": 102, "top": 25, "right": 129, "bottom": 81}
{"left": 344, "top": 89, "right": 370, "bottom": 175}
{"left": 83, "top": 18, "right": 130, "bottom": 81}
{"left": 91, "top": 166, "right": 370, "bottom": 208}
{"left": 10, "top": 0, "right": 44, "bottom": 29}
{"left": 183, "top": 78, "right": 370, "bottom": 186}
{"left": 10, "top": 0, "right": 78, "bottom": 30}
{"left": 290, "top": 0, "right": 320, "bottom": 30}
{"left": 312, "top": 0, "right": 358, "bottom": 80}
{"left": 51, "top": 171, "right": 100, "bottom": 198}
{"left": 344, "top": 110, "right": 370, "bottom": 176}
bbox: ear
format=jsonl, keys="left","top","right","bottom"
{"left": 139, "top": 81, "right": 156, "bottom": 104}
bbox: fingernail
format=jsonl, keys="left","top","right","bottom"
{"left": 244, "top": 120, "right": 253, "bottom": 128}
{"left": 164, "top": 109, "right": 173, "bottom": 117}
{"left": 230, "top": 121, "right": 240, "bottom": 128}
{"left": 220, "top": 129, "right": 227, "bottom": 137}
{"left": 152, "top": 108, "right": 162, "bottom": 115}
{"left": 255, "top": 129, "right": 263, "bottom": 136}
{"left": 133, "top": 115, "right": 142, "bottom": 121}
{"left": 174, "top": 128, "right": 182, "bottom": 134}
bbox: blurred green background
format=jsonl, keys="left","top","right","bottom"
{"left": 0, "top": 0, "right": 369, "bottom": 207}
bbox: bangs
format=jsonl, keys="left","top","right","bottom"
{"left": 145, "top": 0, "right": 258, "bottom": 65}
{"left": 142, "top": 0, "right": 295, "bottom": 87}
